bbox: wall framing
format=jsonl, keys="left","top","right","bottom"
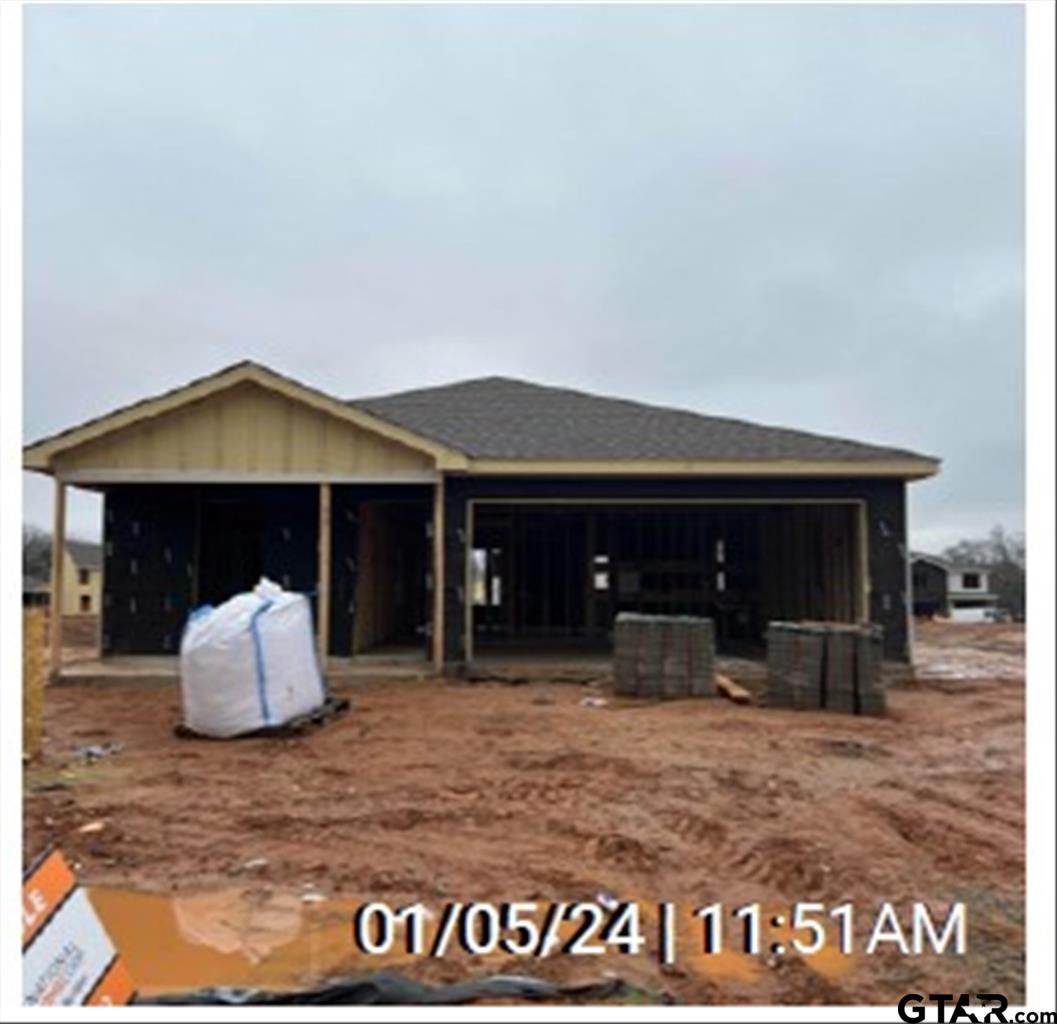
{"left": 462, "top": 496, "right": 870, "bottom": 665}
{"left": 443, "top": 474, "right": 910, "bottom": 665}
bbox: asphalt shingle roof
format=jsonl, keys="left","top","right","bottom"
{"left": 66, "top": 540, "right": 103, "bottom": 570}
{"left": 351, "top": 376, "right": 934, "bottom": 463}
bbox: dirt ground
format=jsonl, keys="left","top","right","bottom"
{"left": 23, "top": 622, "right": 1024, "bottom": 1005}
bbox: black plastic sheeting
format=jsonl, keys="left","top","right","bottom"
{"left": 140, "top": 971, "right": 631, "bottom": 1006}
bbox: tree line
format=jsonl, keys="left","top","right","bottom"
{"left": 22, "top": 525, "right": 53, "bottom": 580}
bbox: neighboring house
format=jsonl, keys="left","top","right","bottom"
{"left": 23, "top": 575, "right": 50, "bottom": 608}
{"left": 23, "top": 361, "right": 939, "bottom": 669}
{"left": 911, "top": 553, "right": 949, "bottom": 617}
{"left": 63, "top": 540, "right": 103, "bottom": 615}
{"left": 910, "top": 553, "right": 999, "bottom": 621}
{"left": 947, "top": 564, "right": 999, "bottom": 621}
{"left": 22, "top": 544, "right": 102, "bottom": 613}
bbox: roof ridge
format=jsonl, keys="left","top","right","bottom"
{"left": 348, "top": 374, "right": 530, "bottom": 405}
{"left": 354, "top": 374, "right": 933, "bottom": 461}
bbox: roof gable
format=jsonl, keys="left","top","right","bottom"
{"left": 24, "top": 361, "right": 467, "bottom": 476}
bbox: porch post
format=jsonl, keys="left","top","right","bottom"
{"left": 432, "top": 477, "right": 445, "bottom": 671}
{"left": 49, "top": 478, "right": 66, "bottom": 681}
{"left": 464, "top": 499, "right": 474, "bottom": 665}
{"left": 317, "top": 482, "right": 331, "bottom": 664}
{"left": 903, "top": 485, "right": 914, "bottom": 664}
{"left": 857, "top": 501, "right": 870, "bottom": 621}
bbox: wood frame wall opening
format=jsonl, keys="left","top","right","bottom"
{"left": 464, "top": 499, "right": 867, "bottom": 662}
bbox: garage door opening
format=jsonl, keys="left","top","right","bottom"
{"left": 469, "top": 502, "right": 864, "bottom": 659}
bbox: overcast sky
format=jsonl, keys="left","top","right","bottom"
{"left": 23, "top": 3, "right": 1024, "bottom": 552}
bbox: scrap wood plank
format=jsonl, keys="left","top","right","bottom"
{"left": 715, "top": 672, "right": 753, "bottom": 705}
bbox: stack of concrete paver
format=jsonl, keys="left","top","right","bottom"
{"left": 613, "top": 613, "right": 715, "bottom": 699}
{"left": 853, "top": 624, "right": 886, "bottom": 716}
{"left": 766, "top": 621, "right": 885, "bottom": 716}
{"left": 766, "top": 622, "right": 827, "bottom": 710}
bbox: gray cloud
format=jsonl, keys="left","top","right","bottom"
{"left": 23, "top": 4, "right": 1024, "bottom": 550}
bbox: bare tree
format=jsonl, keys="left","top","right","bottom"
{"left": 23, "top": 526, "right": 52, "bottom": 579}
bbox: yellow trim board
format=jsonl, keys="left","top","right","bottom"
{"left": 55, "top": 469, "right": 439, "bottom": 485}
{"left": 470, "top": 497, "right": 867, "bottom": 506}
{"left": 465, "top": 458, "right": 939, "bottom": 479}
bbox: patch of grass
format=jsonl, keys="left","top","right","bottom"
{"left": 24, "top": 759, "right": 130, "bottom": 795}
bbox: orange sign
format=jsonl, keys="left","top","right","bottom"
{"left": 22, "top": 848, "right": 135, "bottom": 1006}
{"left": 22, "top": 847, "right": 76, "bottom": 948}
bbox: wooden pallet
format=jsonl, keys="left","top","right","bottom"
{"left": 173, "top": 695, "right": 351, "bottom": 740}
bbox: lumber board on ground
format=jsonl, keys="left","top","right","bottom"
{"left": 715, "top": 672, "right": 753, "bottom": 704}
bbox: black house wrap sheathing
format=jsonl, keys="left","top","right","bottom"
{"left": 103, "top": 484, "right": 318, "bottom": 655}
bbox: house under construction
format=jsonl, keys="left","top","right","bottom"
{"left": 23, "top": 361, "right": 939, "bottom": 674}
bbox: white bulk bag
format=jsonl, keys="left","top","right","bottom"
{"left": 180, "top": 578, "right": 327, "bottom": 738}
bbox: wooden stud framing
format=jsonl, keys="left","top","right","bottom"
{"left": 463, "top": 496, "right": 872, "bottom": 665}
{"left": 432, "top": 478, "right": 445, "bottom": 670}
{"left": 464, "top": 501, "right": 474, "bottom": 664}
{"left": 49, "top": 479, "right": 66, "bottom": 681}
{"left": 585, "top": 512, "right": 597, "bottom": 638}
{"left": 317, "top": 482, "right": 332, "bottom": 663}
{"left": 904, "top": 484, "right": 914, "bottom": 662}
{"left": 857, "top": 501, "right": 871, "bottom": 621}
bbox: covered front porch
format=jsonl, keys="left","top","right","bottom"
{"left": 25, "top": 363, "right": 459, "bottom": 680}
{"left": 45, "top": 479, "right": 443, "bottom": 678}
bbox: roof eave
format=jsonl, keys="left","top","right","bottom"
{"left": 461, "top": 457, "right": 941, "bottom": 478}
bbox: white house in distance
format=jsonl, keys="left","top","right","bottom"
{"left": 947, "top": 565, "right": 999, "bottom": 618}
{"left": 910, "top": 552, "right": 999, "bottom": 622}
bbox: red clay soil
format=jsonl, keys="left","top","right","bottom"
{"left": 23, "top": 624, "right": 1024, "bottom": 1006}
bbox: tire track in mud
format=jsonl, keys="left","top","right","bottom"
{"left": 854, "top": 796, "right": 1023, "bottom": 877}
{"left": 25, "top": 632, "right": 1025, "bottom": 1005}
{"left": 885, "top": 781, "right": 1025, "bottom": 833}
{"left": 707, "top": 833, "right": 850, "bottom": 898}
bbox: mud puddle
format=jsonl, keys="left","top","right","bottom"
{"left": 89, "top": 885, "right": 417, "bottom": 996}
{"left": 90, "top": 885, "right": 857, "bottom": 1000}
